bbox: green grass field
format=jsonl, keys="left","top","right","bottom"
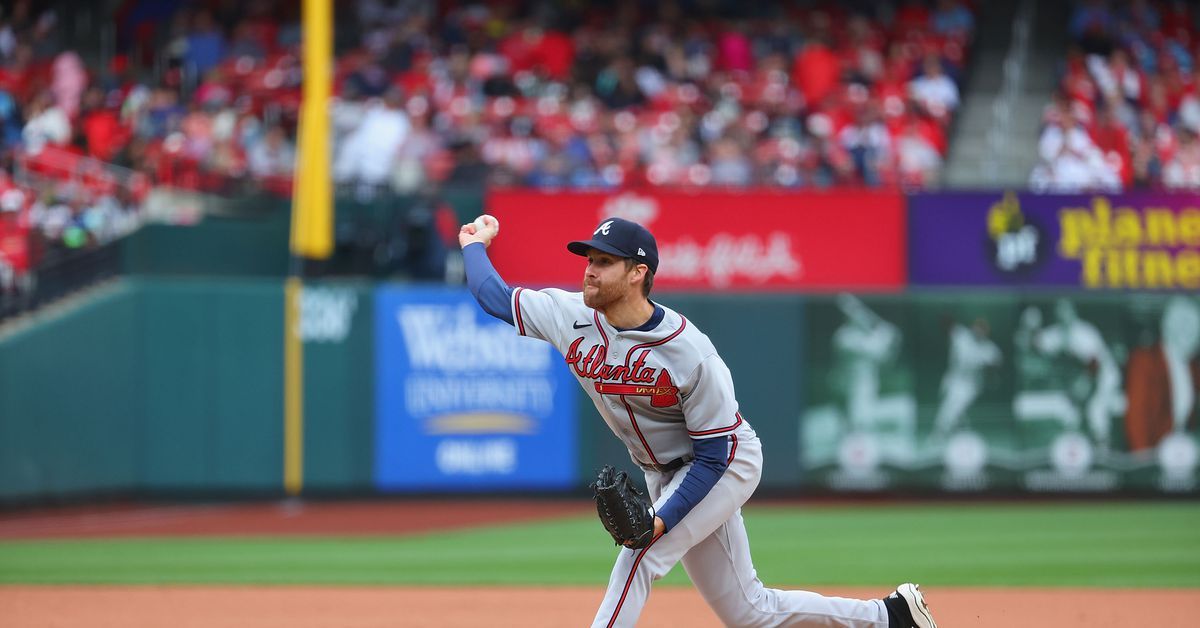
{"left": 1, "top": 502, "right": 1197, "bottom": 587}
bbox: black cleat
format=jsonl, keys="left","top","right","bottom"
{"left": 884, "top": 583, "right": 937, "bottom": 628}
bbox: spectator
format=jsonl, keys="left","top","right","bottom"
{"left": 841, "top": 16, "right": 886, "bottom": 85}
{"left": 139, "top": 87, "right": 185, "bottom": 141}
{"left": 896, "top": 116, "right": 943, "bottom": 187}
{"left": 0, "top": 44, "right": 36, "bottom": 102}
{"left": 1131, "top": 110, "right": 1172, "bottom": 185}
{"left": 1088, "top": 48, "right": 1142, "bottom": 103}
{"left": 1163, "top": 128, "right": 1200, "bottom": 188}
{"left": 643, "top": 113, "right": 702, "bottom": 186}
{"left": 680, "top": 19, "right": 714, "bottom": 81}
{"left": 442, "top": 137, "right": 488, "bottom": 189}
{"left": 715, "top": 21, "right": 754, "bottom": 74}
{"left": 0, "top": 90, "right": 22, "bottom": 147}
{"left": 1071, "top": 0, "right": 1116, "bottom": 55}
{"left": 50, "top": 51, "right": 87, "bottom": 119}
{"left": 206, "top": 131, "right": 247, "bottom": 184}
{"left": 708, "top": 134, "right": 752, "bottom": 186}
{"left": 179, "top": 102, "right": 215, "bottom": 160}
{"left": 1034, "top": 107, "right": 1120, "bottom": 191}
{"left": 391, "top": 97, "right": 446, "bottom": 193}
{"left": 1061, "top": 46, "right": 1100, "bottom": 123}
{"left": 183, "top": 10, "right": 227, "bottom": 80}
{"left": 1102, "top": 91, "right": 1140, "bottom": 133}
{"left": 1143, "top": 75, "right": 1173, "bottom": 124}
{"left": 500, "top": 21, "right": 575, "bottom": 82}
{"left": 1037, "top": 105, "right": 1090, "bottom": 164}
{"left": 227, "top": 20, "right": 268, "bottom": 61}
{"left": 246, "top": 124, "right": 294, "bottom": 179}
{"left": 0, "top": 17, "right": 16, "bottom": 61}
{"left": 1092, "top": 106, "right": 1134, "bottom": 187}
{"left": 894, "top": 0, "right": 933, "bottom": 33}
{"left": 344, "top": 56, "right": 392, "bottom": 99}
{"left": 27, "top": 9, "right": 62, "bottom": 61}
{"left": 1179, "top": 67, "right": 1200, "bottom": 133}
{"left": 931, "top": 0, "right": 975, "bottom": 39}
{"left": 525, "top": 150, "right": 573, "bottom": 188}
{"left": 79, "top": 87, "right": 128, "bottom": 162}
{"left": 334, "top": 90, "right": 411, "bottom": 188}
{"left": 21, "top": 92, "right": 71, "bottom": 153}
{"left": 792, "top": 37, "right": 840, "bottom": 108}
{"left": 193, "top": 68, "right": 233, "bottom": 109}
{"left": 595, "top": 57, "right": 646, "bottom": 110}
{"left": 908, "top": 55, "right": 960, "bottom": 119}
{"left": 1119, "top": 0, "right": 1161, "bottom": 32}
{"left": 837, "top": 106, "right": 893, "bottom": 186}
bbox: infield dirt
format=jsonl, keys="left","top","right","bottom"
{"left": 3, "top": 585, "right": 1198, "bottom": 627}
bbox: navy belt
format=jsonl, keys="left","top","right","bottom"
{"left": 645, "top": 456, "right": 691, "bottom": 473}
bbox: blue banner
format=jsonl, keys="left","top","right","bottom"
{"left": 374, "top": 286, "right": 577, "bottom": 490}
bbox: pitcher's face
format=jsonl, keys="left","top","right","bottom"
{"left": 582, "top": 250, "right": 636, "bottom": 310}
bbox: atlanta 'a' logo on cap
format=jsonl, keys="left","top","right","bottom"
{"left": 595, "top": 220, "right": 614, "bottom": 236}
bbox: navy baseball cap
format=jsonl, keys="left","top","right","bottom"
{"left": 567, "top": 217, "right": 659, "bottom": 274}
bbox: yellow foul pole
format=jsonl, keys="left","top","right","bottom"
{"left": 285, "top": 0, "right": 333, "bottom": 496}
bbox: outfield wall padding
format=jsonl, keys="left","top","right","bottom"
{"left": 2, "top": 282, "right": 1196, "bottom": 501}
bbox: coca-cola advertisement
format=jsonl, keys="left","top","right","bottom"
{"left": 483, "top": 190, "right": 906, "bottom": 291}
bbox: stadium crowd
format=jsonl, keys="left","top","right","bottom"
{"left": 5, "top": 0, "right": 980, "bottom": 194}
{"left": 1032, "top": 0, "right": 1200, "bottom": 191}
{"left": 4, "top": 0, "right": 1198, "bottom": 314}
{"left": 1, "top": 0, "right": 981, "bottom": 298}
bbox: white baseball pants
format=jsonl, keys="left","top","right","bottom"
{"left": 591, "top": 434, "right": 890, "bottom": 627}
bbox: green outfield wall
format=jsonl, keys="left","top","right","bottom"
{"left": 0, "top": 279, "right": 375, "bottom": 501}
{"left": 299, "top": 282, "right": 375, "bottom": 491}
{"left": 2, "top": 282, "right": 1196, "bottom": 501}
{"left": 138, "top": 279, "right": 285, "bottom": 491}
{"left": 0, "top": 283, "right": 142, "bottom": 500}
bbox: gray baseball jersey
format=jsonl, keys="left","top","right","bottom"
{"left": 512, "top": 287, "right": 751, "bottom": 468}
{"left": 510, "top": 286, "right": 893, "bottom": 628}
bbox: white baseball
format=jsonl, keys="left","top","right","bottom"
{"left": 473, "top": 214, "right": 499, "bottom": 237}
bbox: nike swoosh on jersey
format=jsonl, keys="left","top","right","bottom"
{"left": 573, "top": 321, "right": 592, "bottom": 329}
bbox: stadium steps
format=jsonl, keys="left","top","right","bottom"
{"left": 1001, "top": 3, "right": 1074, "bottom": 184}
{"left": 943, "top": 0, "right": 1069, "bottom": 189}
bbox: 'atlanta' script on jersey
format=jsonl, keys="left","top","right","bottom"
{"left": 564, "top": 336, "right": 680, "bottom": 407}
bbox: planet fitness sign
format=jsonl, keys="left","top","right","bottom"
{"left": 909, "top": 192, "right": 1200, "bottom": 289}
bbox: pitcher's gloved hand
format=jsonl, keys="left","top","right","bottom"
{"left": 590, "top": 465, "right": 656, "bottom": 549}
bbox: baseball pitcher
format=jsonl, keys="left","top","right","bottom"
{"left": 460, "top": 214, "right": 937, "bottom": 628}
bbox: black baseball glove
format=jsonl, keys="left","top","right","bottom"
{"left": 590, "top": 465, "right": 656, "bottom": 549}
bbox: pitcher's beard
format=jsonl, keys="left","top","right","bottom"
{"left": 582, "top": 280, "right": 623, "bottom": 310}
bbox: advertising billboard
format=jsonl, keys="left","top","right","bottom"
{"left": 798, "top": 293, "right": 1200, "bottom": 494}
{"left": 484, "top": 190, "right": 906, "bottom": 292}
{"left": 909, "top": 192, "right": 1200, "bottom": 290}
{"left": 374, "top": 286, "right": 577, "bottom": 490}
